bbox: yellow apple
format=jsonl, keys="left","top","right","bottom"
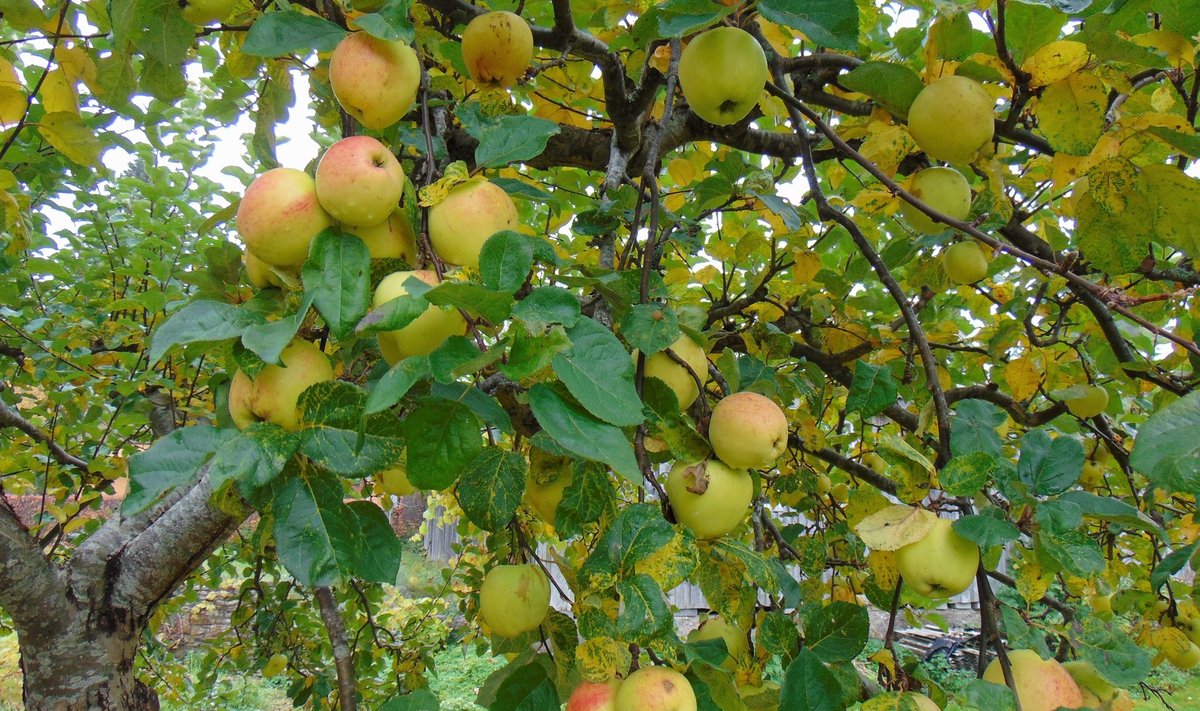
{"left": 477, "top": 564, "right": 550, "bottom": 637}
{"left": 526, "top": 468, "right": 572, "bottom": 527}
{"left": 639, "top": 334, "right": 709, "bottom": 410}
{"left": 707, "top": 391, "right": 788, "bottom": 470}
{"left": 237, "top": 168, "right": 334, "bottom": 267}
{"left": 427, "top": 178, "right": 518, "bottom": 270}
{"left": 942, "top": 241, "right": 989, "bottom": 284}
{"left": 677, "top": 26, "right": 768, "bottom": 126}
{"left": 245, "top": 250, "right": 291, "bottom": 289}
{"left": 329, "top": 33, "right": 420, "bottom": 130}
{"left": 665, "top": 459, "right": 752, "bottom": 540}
{"left": 1154, "top": 627, "right": 1200, "bottom": 670}
{"left": 227, "top": 339, "right": 335, "bottom": 431}
{"left": 894, "top": 517, "right": 978, "bottom": 598}
{"left": 1065, "top": 385, "right": 1109, "bottom": 419}
{"left": 815, "top": 473, "right": 832, "bottom": 495}
{"left": 315, "top": 135, "right": 406, "bottom": 227}
{"left": 342, "top": 210, "right": 418, "bottom": 262}
{"left": 687, "top": 615, "right": 748, "bottom": 670}
{"left": 907, "top": 75, "right": 996, "bottom": 164}
{"left": 261, "top": 653, "right": 287, "bottom": 678}
{"left": 830, "top": 482, "right": 850, "bottom": 502}
{"left": 372, "top": 270, "right": 467, "bottom": 363}
{"left": 614, "top": 667, "right": 696, "bottom": 711}
{"left": 461, "top": 11, "right": 533, "bottom": 88}
{"left": 566, "top": 680, "right": 620, "bottom": 711}
{"left": 983, "top": 649, "right": 1083, "bottom": 711}
{"left": 1063, "top": 660, "right": 1120, "bottom": 707}
{"left": 180, "top": 0, "right": 234, "bottom": 25}
{"left": 377, "top": 464, "right": 415, "bottom": 497}
{"left": 901, "top": 167, "right": 973, "bottom": 234}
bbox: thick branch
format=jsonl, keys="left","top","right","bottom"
{"left": 316, "top": 586, "right": 358, "bottom": 711}
{"left": 0, "top": 390, "right": 90, "bottom": 472}
{"left": 0, "top": 495, "right": 72, "bottom": 639}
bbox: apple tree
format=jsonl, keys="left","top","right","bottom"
{"left": 2, "top": 0, "right": 1200, "bottom": 709}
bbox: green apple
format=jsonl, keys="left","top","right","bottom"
{"left": 1065, "top": 385, "right": 1109, "bottom": 419}
{"left": 983, "top": 650, "right": 1083, "bottom": 711}
{"left": 1063, "top": 660, "right": 1120, "bottom": 707}
{"left": 665, "top": 458, "right": 752, "bottom": 540}
{"left": 639, "top": 334, "right": 709, "bottom": 410}
{"left": 687, "top": 615, "right": 748, "bottom": 670}
{"left": 180, "top": 0, "right": 235, "bottom": 25}
{"left": 228, "top": 370, "right": 258, "bottom": 430}
{"left": 895, "top": 517, "right": 978, "bottom": 598}
{"left": 942, "top": 241, "right": 989, "bottom": 285}
{"left": 908, "top": 75, "right": 995, "bottom": 164}
{"left": 237, "top": 168, "right": 334, "bottom": 267}
{"left": 261, "top": 653, "right": 287, "bottom": 678}
{"left": 525, "top": 456, "right": 572, "bottom": 527}
{"left": 315, "top": 135, "right": 406, "bottom": 227}
{"left": 477, "top": 564, "right": 550, "bottom": 637}
{"left": 372, "top": 270, "right": 467, "bottom": 363}
{"left": 427, "top": 178, "right": 518, "bottom": 270}
{"left": 342, "top": 209, "right": 418, "bottom": 263}
{"left": 377, "top": 464, "right": 415, "bottom": 497}
{"left": 461, "top": 11, "right": 534, "bottom": 88}
{"left": 1154, "top": 627, "right": 1200, "bottom": 670}
{"left": 901, "top": 166, "right": 972, "bottom": 234}
{"left": 707, "top": 391, "right": 788, "bottom": 470}
{"left": 815, "top": 472, "right": 832, "bottom": 495}
{"left": 830, "top": 482, "right": 849, "bottom": 502}
{"left": 678, "top": 26, "right": 768, "bottom": 126}
{"left": 227, "top": 339, "right": 335, "bottom": 431}
{"left": 330, "top": 33, "right": 420, "bottom": 130}
{"left": 566, "top": 679, "right": 620, "bottom": 711}
{"left": 614, "top": 667, "right": 696, "bottom": 711}
{"left": 244, "top": 250, "right": 291, "bottom": 289}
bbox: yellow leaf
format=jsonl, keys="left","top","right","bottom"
{"left": 1036, "top": 72, "right": 1107, "bottom": 156}
{"left": 634, "top": 529, "right": 697, "bottom": 591}
{"left": 56, "top": 45, "right": 99, "bottom": 93}
{"left": 868, "top": 549, "right": 900, "bottom": 591}
{"left": 1022, "top": 40, "right": 1091, "bottom": 88}
{"left": 1151, "top": 84, "right": 1177, "bottom": 112}
{"left": 1005, "top": 355, "right": 1043, "bottom": 401}
{"left": 0, "top": 169, "right": 15, "bottom": 189}
{"left": 791, "top": 250, "right": 821, "bottom": 284}
{"left": 1131, "top": 30, "right": 1195, "bottom": 68}
{"left": 858, "top": 122, "right": 917, "bottom": 178}
{"left": 37, "top": 112, "right": 101, "bottom": 165}
{"left": 853, "top": 505, "right": 936, "bottom": 551}
{"left": 1013, "top": 550, "right": 1052, "bottom": 604}
{"left": 667, "top": 157, "right": 695, "bottom": 186}
{"left": 0, "top": 86, "right": 25, "bottom": 126}
{"left": 417, "top": 162, "right": 471, "bottom": 207}
{"left": 40, "top": 69, "right": 78, "bottom": 115}
{"left": 869, "top": 648, "right": 897, "bottom": 678}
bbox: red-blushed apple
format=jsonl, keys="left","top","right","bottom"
{"left": 983, "top": 649, "right": 1083, "bottom": 711}
{"left": 227, "top": 339, "right": 335, "bottom": 431}
{"left": 461, "top": 11, "right": 533, "bottom": 88}
{"left": 614, "top": 667, "right": 696, "bottom": 711}
{"left": 894, "top": 517, "right": 978, "bottom": 598}
{"left": 678, "top": 26, "right": 768, "bottom": 126}
{"left": 565, "top": 679, "right": 620, "bottom": 711}
{"left": 901, "top": 166, "right": 972, "bottom": 234}
{"left": 342, "top": 210, "right": 418, "bottom": 262}
{"left": 329, "top": 33, "right": 420, "bottom": 130}
{"left": 237, "top": 168, "right": 333, "bottom": 267}
{"left": 372, "top": 270, "right": 467, "bottom": 363}
{"left": 315, "top": 135, "right": 405, "bottom": 227}
{"left": 638, "top": 334, "right": 709, "bottom": 410}
{"left": 908, "top": 75, "right": 995, "bottom": 164}
{"left": 665, "top": 459, "right": 752, "bottom": 540}
{"left": 707, "top": 391, "right": 788, "bottom": 470}
{"left": 477, "top": 564, "right": 550, "bottom": 637}
{"left": 427, "top": 178, "right": 517, "bottom": 270}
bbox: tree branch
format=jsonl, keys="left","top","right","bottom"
{"left": 316, "top": 586, "right": 358, "bottom": 711}
{"left": 0, "top": 494, "right": 72, "bottom": 640}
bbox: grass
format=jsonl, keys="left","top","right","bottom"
{"left": 1132, "top": 674, "right": 1200, "bottom": 710}
{"left": 428, "top": 646, "right": 506, "bottom": 710}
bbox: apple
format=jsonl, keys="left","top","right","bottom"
{"left": 342, "top": 210, "right": 418, "bottom": 262}
{"left": 329, "top": 33, "right": 420, "bottom": 130}
{"left": 639, "top": 334, "right": 709, "bottom": 410}
{"left": 377, "top": 464, "right": 415, "bottom": 497}
{"left": 180, "top": 0, "right": 234, "bottom": 25}
{"left": 665, "top": 458, "right": 752, "bottom": 540}
{"left": 1065, "top": 385, "right": 1109, "bottom": 419}
{"left": 687, "top": 615, "right": 748, "bottom": 670}
{"left": 372, "top": 270, "right": 467, "bottom": 363}
{"left": 314, "top": 135, "right": 406, "bottom": 227}
{"left": 477, "top": 564, "right": 550, "bottom": 637}
{"left": 461, "top": 11, "right": 533, "bottom": 88}
{"left": 677, "top": 26, "right": 768, "bottom": 126}
{"left": 907, "top": 75, "right": 995, "bottom": 164}
{"left": 894, "top": 517, "right": 978, "bottom": 598}
{"left": 614, "top": 667, "right": 696, "bottom": 711}
{"left": 427, "top": 178, "right": 518, "bottom": 270}
{"left": 1063, "top": 660, "right": 1120, "bottom": 707}
{"left": 707, "top": 391, "right": 788, "bottom": 470}
{"left": 245, "top": 250, "right": 289, "bottom": 289}
{"left": 237, "top": 168, "right": 334, "bottom": 267}
{"left": 830, "top": 482, "right": 849, "bottom": 502}
{"left": 1153, "top": 627, "right": 1200, "bottom": 670}
{"left": 526, "top": 467, "right": 572, "bottom": 527}
{"left": 227, "top": 339, "right": 335, "bottom": 431}
{"left": 983, "top": 650, "right": 1083, "bottom": 711}
{"left": 901, "top": 693, "right": 940, "bottom": 711}
{"left": 566, "top": 679, "right": 620, "bottom": 711}
{"left": 942, "top": 241, "right": 989, "bottom": 285}
{"left": 261, "top": 653, "right": 287, "bottom": 678}
{"left": 1089, "top": 593, "right": 1113, "bottom": 615}
{"left": 901, "top": 167, "right": 972, "bottom": 234}
{"left": 815, "top": 473, "right": 832, "bottom": 495}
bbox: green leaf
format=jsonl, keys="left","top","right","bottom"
{"left": 953, "top": 509, "right": 1020, "bottom": 549}
{"left": 1150, "top": 542, "right": 1199, "bottom": 591}
{"left": 347, "top": 500, "right": 402, "bottom": 584}
{"left": 554, "top": 462, "right": 614, "bottom": 539}
{"left": 1057, "top": 490, "right": 1165, "bottom": 538}
{"left": 1130, "top": 391, "right": 1200, "bottom": 494}
{"left": 302, "top": 230, "right": 371, "bottom": 339}
{"left": 758, "top": 610, "right": 801, "bottom": 660}
{"left": 428, "top": 336, "right": 502, "bottom": 383}
{"left": 479, "top": 230, "right": 534, "bottom": 294}
{"left": 207, "top": 423, "right": 299, "bottom": 507}
{"left": 1072, "top": 616, "right": 1152, "bottom": 688}
{"left": 552, "top": 317, "right": 644, "bottom": 427}
{"left": 616, "top": 574, "right": 672, "bottom": 643}
{"left": 840, "top": 62, "right": 924, "bottom": 117}
{"left": 124, "top": 425, "right": 234, "bottom": 515}
{"left": 298, "top": 382, "right": 406, "bottom": 476}
{"left": 1003, "top": 1, "right": 1066, "bottom": 61}
{"left": 131, "top": 0, "right": 192, "bottom": 64}
{"left": 953, "top": 680, "right": 1017, "bottom": 711}
{"left": 241, "top": 292, "right": 315, "bottom": 365}
{"left": 528, "top": 384, "right": 641, "bottom": 484}
{"left": 491, "top": 661, "right": 559, "bottom": 711}
{"left": 501, "top": 324, "right": 571, "bottom": 380}
{"left": 272, "top": 468, "right": 365, "bottom": 587}
{"left": 802, "top": 602, "right": 868, "bottom": 663}
{"left": 757, "top": 0, "right": 859, "bottom": 51}
{"left": 780, "top": 649, "right": 843, "bottom": 711}
{"left": 845, "top": 360, "right": 897, "bottom": 418}
{"left": 423, "top": 282, "right": 513, "bottom": 324}
{"left": 466, "top": 114, "right": 561, "bottom": 169}
{"left": 621, "top": 304, "right": 681, "bottom": 356}
{"left": 149, "top": 300, "right": 264, "bottom": 363}
{"left": 365, "top": 355, "right": 431, "bottom": 414}
{"left": 939, "top": 451, "right": 1003, "bottom": 496}
{"left": 629, "top": 0, "right": 731, "bottom": 43}
{"left": 950, "top": 400, "right": 1006, "bottom": 457}
{"left": 357, "top": 287, "right": 432, "bottom": 335}
{"left": 1037, "top": 529, "right": 1106, "bottom": 577}
{"left": 402, "top": 397, "right": 483, "bottom": 490}
{"left": 242, "top": 10, "right": 347, "bottom": 57}
{"left": 1149, "top": 127, "right": 1200, "bottom": 158}
{"left": 710, "top": 538, "right": 777, "bottom": 593}
{"left": 580, "top": 503, "right": 674, "bottom": 585}
{"left": 511, "top": 287, "right": 581, "bottom": 333}
{"left": 1017, "top": 429, "right": 1083, "bottom": 496}
{"left": 379, "top": 690, "right": 440, "bottom": 711}
{"left": 1076, "top": 192, "right": 1152, "bottom": 275}
{"left": 430, "top": 382, "right": 515, "bottom": 435}
{"left": 354, "top": 0, "right": 414, "bottom": 43}
{"left": 458, "top": 448, "right": 526, "bottom": 531}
